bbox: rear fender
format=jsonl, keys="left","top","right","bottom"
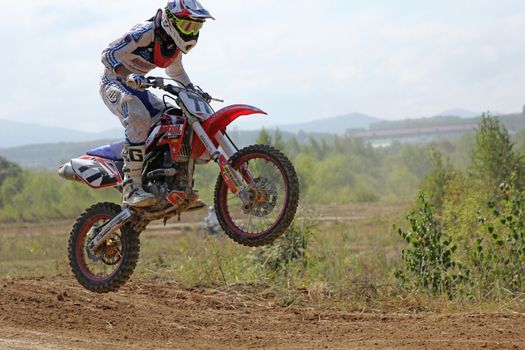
{"left": 191, "top": 104, "right": 267, "bottom": 159}
{"left": 66, "top": 156, "right": 123, "bottom": 189}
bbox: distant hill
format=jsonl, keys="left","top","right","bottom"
{"left": 3, "top": 110, "right": 524, "bottom": 170}
{"left": 436, "top": 108, "right": 481, "bottom": 119}
{"left": 0, "top": 120, "right": 123, "bottom": 148}
{"left": 0, "top": 114, "right": 369, "bottom": 148}
{"left": 0, "top": 129, "right": 337, "bottom": 171}
{"left": 272, "top": 113, "right": 382, "bottom": 134}
{"left": 0, "top": 140, "right": 120, "bottom": 170}
{"left": 371, "top": 115, "right": 475, "bottom": 130}
{"left": 1, "top": 107, "right": 520, "bottom": 148}
{"left": 370, "top": 112, "right": 525, "bottom": 132}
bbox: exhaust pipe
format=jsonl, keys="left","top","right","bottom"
{"left": 58, "top": 162, "right": 82, "bottom": 183}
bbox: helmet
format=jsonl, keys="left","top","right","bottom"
{"left": 160, "top": 0, "right": 214, "bottom": 54}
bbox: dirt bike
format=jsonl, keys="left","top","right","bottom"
{"left": 58, "top": 77, "right": 299, "bottom": 293}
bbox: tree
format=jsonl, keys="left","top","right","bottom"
{"left": 0, "top": 157, "right": 21, "bottom": 187}
{"left": 396, "top": 144, "right": 434, "bottom": 179}
{"left": 0, "top": 157, "right": 23, "bottom": 208}
{"left": 419, "top": 148, "right": 460, "bottom": 214}
{"left": 272, "top": 128, "right": 285, "bottom": 151}
{"left": 468, "top": 115, "right": 524, "bottom": 194}
{"left": 256, "top": 128, "right": 272, "bottom": 145}
{"left": 285, "top": 137, "right": 301, "bottom": 159}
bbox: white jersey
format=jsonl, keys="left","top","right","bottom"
{"left": 101, "top": 21, "right": 191, "bottom": 86}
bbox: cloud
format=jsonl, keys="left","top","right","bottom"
{"left": 1, "top": 0, "right": 524, "bottom": 132}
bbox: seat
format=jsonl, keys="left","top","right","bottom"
{"left": 86, "top": 140, "right": 126, "bottom": 161}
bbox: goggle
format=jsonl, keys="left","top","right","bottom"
{"left": 174, "top": 18, "right": 203, "bottom": 35}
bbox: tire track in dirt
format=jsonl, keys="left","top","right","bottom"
{"left": 0, "top": 276, "right": 524, "bottom": 349}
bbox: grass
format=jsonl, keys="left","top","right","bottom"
{"left": 1, "top": 202, "right": 524, "bottom": 313}
{"left": 0, "top": 204, "right": 401, "bottom": 278}
{"left": 0, "top": 233, "right": 69, "bottom": 277}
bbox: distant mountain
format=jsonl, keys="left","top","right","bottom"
{"left": 271, "top": 113, "right": 382, "bottom": 134}
{"left": 0, "top": 113, "right": 379, "bottom": 148}
{"left": 436, "top": 108, "right": 481, "bottom": 119}
{"left": 369, "top": 111, "right": 525, "bottom": 134}
{"left": 3, "top": 110, "right": 525, "bottom": 170}
{"left": 0, "top": 140, "right": 120, "bottom": 170}
{"left": 0, "top": 130, "right": 331, "bottom": 171}
{"left": 0, "top": 119, "right": 123, "bottom": 148}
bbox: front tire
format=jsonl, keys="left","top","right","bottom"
{"left": 68, "top": 202, "right": 140, "bottom": 293}
{"left": 214, "top": 145, "right": 299, "bottom": 247}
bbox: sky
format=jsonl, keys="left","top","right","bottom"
{"left": 1, "top": 0, "right": 524, "bottom": 132}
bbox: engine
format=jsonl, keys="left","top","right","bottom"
{"left": 143, "top": 147, "right": 190, "bottom": 211}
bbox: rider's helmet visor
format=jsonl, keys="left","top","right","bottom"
{"left": 174, "top": 18, "right": 204, "bottom": 35}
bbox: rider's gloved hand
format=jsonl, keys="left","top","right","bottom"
{"left": 186, "top": 83, "right": 212, "bottom": 102}
{"left": 126, "top": 74, "right": 147, "bottom": 91}
{"left": 201, "top": 92, "right": 212, "bottom": 103}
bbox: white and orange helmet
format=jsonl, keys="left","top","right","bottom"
{"left": 160, "top": 0, "right": 214, "bottom": 53}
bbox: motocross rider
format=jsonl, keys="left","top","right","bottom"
{"left": 100, "top": 0, "right": 213, "bottom": 208}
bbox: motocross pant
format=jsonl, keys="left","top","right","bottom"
{"left": 100, "top": 78, "right": 164, "bottom": 144}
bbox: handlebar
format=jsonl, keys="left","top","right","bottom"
{"left": 144, "top": 76, "right": 224, "bottom": 103}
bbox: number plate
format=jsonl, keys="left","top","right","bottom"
{"left": 179, "top": 91, "right": 214, "bottom": 119}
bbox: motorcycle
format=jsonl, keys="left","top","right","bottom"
{"left": 58, "top": 77, "right": 299, "bottom": 293}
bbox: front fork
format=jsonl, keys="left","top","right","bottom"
{"left": 189, "top": 117, "right": 252, "bottom": 205}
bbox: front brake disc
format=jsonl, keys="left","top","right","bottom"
{"left": 242, "top": 177, "right": 278, "bottom": 217}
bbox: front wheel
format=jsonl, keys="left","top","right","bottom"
{"left": 214, "top": 144, "right": 299, "bottom": 247}
{"left": 67, "top": 202, "right": 140, "bottom": 293}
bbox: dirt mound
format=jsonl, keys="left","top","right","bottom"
{"left": 0, "top": 276, "right": 524, "bottom": 349}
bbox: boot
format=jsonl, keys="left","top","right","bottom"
{"left": 187, "top": 191, "right": 206, "bottom": 211}
{"left": 122, "top": 143, "right": 156, "bottom": 208}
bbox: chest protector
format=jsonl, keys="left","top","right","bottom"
{"left": 152, "top": 9, "right": 181, "bottom": 68}
{"left": 153, "top": 40, "right": 181, "bottom": 68}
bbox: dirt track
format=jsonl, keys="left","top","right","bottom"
{"left": 0, "top": 276, "right": 524, "bottom": 350}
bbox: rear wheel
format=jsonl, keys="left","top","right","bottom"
{"left": 214, "top": 144, "right": 299, "bottom": 247}
{"left": 68, "top": 202, "right": 140, "bottom": 293}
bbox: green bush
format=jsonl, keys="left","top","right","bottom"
{"left": 0, "top": 157, "right": 21, "bottom": 182}
{"left": 0, "top": 171, "right": 119, "bottom": 223}
{"left": 252, "top": 218, "right": 316, "bottom": 275}
{"left": 419, "top": 148, "right": 460, "bottom": 214}
{"left": 470, "top": 183, "right": 525, "bottom": 299}
{"left": 395, "top": 193, "right": 466, "bottom": 297}
{"left": 469, "top": 115, "right": 524, "bottom": 195}
{"left": 396, "top": 116, "right": 525, "bottom": 301}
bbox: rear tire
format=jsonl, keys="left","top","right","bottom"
{"left": 68, "top": 202, "right": 140, "bottom": 293}
{"left": 214, "top": 144, "right": 299, "bottom": 247}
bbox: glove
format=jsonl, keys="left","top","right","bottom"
{"left": 201, "top": 92, "right": 212, "bottom": 103}
{"left": 126, "top": 74, "right": 147, "bottom": 91}
{"left": 186, "top": 83, "right": 212, "bottom": 102}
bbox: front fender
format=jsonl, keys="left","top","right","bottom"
{"left": 203, "top": 104, "right": 267, "bottom": 137}
{"left": 191, "top": 104, "right": 267, "bottom": 158}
